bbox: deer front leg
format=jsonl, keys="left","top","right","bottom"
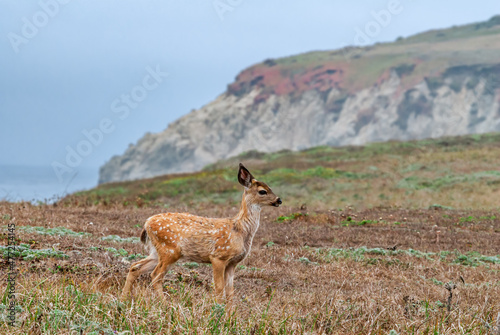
{"left": 224, "top": 263, "right": 236, "bottom": 305}
{"left": 121, "top": 256, "right": 158, "bottom": 300}
{"left": 211, "top": 258, "right": 226, "bottom": 303}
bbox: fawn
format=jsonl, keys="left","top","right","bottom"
{"left": 121, "top": 163, "right": 282, "bottom": 303}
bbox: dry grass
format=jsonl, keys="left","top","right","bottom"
{"left": 1, "top": 200, "right": 499, "bottom": 334}
{"left": 2, "top": 133, "right": 500, "bottom": 334}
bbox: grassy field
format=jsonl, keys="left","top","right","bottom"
{"left": 1, "top": 134, "right": 500, "bottom": 334}
{"left": 66, "top": 132, "right": 500, "bottom": 211}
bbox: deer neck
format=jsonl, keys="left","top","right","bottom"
{"left": 234, "top": 191, "right": 261, "bottom": 241}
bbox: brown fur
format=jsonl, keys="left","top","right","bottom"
{"left": 121, "top": 164, "right": 281, "bottom": 303}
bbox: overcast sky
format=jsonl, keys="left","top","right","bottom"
{"left": 1, "top": 0, "right": 499, "bottom": 172}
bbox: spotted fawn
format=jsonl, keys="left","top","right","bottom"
{"left": 121, "top": 163, "right": 282, "bottom": 303}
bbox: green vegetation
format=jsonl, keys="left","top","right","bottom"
{"left": 311, "top": 246, "right": 500, "bottom": 267}
{"left": 0, "top": 280, "right": 293, "bottom": 334}
{"left": 298, "top": 257, "right": 318, "bottom": 265}
{"left": 182, "top": 262, "right": 200, "bottom": 269}
{"left": 341, "top": 218, "right": 378, "bottom": 226}
{"left": 397, "top": 171, "right": 500, "bottom": 191}
{"left": 0, "top": 243, "right": 67, "bottom": 260}
{"left": 398, "top": 15, "right": 500, "bottom": 45}
{"left": 453, "top": 251, "right": 500, "bottom": 267}
{"left": 458, "top": 215, "right": 497, "bottom": 223}
{"left": 15, "top": 226, "right": 91, "bottom": 237}
{"left": 236, "top": 265, "right": 265, "bottom": 271}
{"left": 101, "top": 235, "right": 140, "bottom": 243}
{"left": 276, "top": 212, "right": 307, "bottom": 222}
{"left": 228, "top": 15, "right": 500, "bottom": 101}
{"left": 62, "top": 132, "right": 500, "bottom": 210}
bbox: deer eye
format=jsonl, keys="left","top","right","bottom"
{"left": 258, "top": 190, "right": 267, "bottom": 195}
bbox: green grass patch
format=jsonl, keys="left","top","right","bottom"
{"left": 101, "top": 235, "right": 140, "bottom": 243}
{"left": 313, "top": 246, "right": 500, "bottom": 267}
{"left": 182, "top": 262, "right": 200, "bottom": 269}
{"left": 397, "top": 171, "right": 500, "bottom": 191}
{"left": 298, "top": 257, "right": 318, "bottom": 265}
{"left": 236, "top": 265, "right": 265, "bottom": 271}
{"left": 453, "top": 251, "right": 500, "bottom": 267}
{"left": 429, "top": 204, "right": 454, "bottom": 210}
{"left": 277, "top": 212, "right": 307, "bottom": 222}
{"left": 341, "top": 218, "right": 378, "bottom": 226}
{"left": 15, "top": 226, "right": 91, "bottom": 237}
{"left": 458, "top": 215, "right": 497, "bottom": 222}
{"left": 0, "top": 243, "right": 68, "bottom": 260}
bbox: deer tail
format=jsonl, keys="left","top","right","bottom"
{"left": 140, "top": 228, "right": 148, "bottom": 244}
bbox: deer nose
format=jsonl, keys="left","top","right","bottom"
{"left": 277, "top": 198, "right": 282, "bottom": 205}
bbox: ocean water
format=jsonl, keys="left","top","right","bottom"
{"left": 0, "top": 165, "right": 99, "bottom": 203}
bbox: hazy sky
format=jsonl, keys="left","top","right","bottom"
{"left": 1, "top": 0, "right": 499, "bottom": 173}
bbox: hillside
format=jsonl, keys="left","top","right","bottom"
{"left": 99, "top": 16, "right": 500, "bottom": 184}
{"left": 68, "top": 133, "right": 500, "bottom": 210}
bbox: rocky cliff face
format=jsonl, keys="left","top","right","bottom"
{"left": 99, "top": 16, "right": 500, "bottom": 184}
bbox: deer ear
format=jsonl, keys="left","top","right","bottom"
{"left": 238, "top": 163, "right": 254, "bottom": 188}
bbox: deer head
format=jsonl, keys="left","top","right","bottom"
{"left": 238, "top": 163, "right": 282, "bottom": 207}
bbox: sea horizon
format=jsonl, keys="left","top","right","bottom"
{"left": 0, "top": 164, "right": 99, "bottom": 203}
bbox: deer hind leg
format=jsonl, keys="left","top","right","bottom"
{"left": 150, "top": 249, "right": 180, "bottom": 296}
{"left": 121, "top": 253, "right": 158, "bottom": 300}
